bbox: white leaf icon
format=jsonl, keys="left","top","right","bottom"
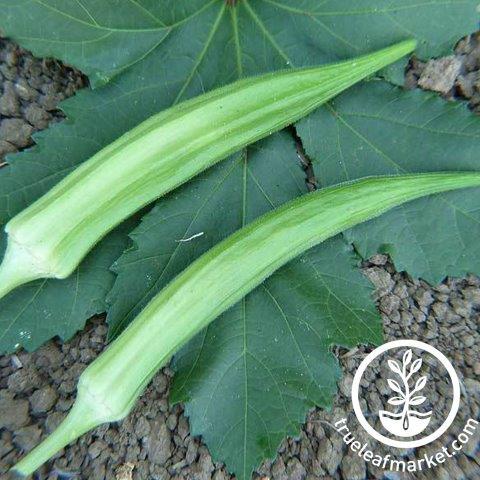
{"left": 410, "top": 395, "right": 427, "bottom": 406}
{"left": 409, "top": 358, "right": 422, "bottom": 375}
{"left": 403, "top": 349, "right": 412, "bottom": 366}
{"left": 388, "top": 359, "right": 402, "bottom": 375}
{"left": 388, "top": 396, "right": 405, "bottom": 406}
{"left": 414, "top": 376, "right": 428, "bottom": 392}
{"left": 387, "top": 378, "right": 403, "bottom": 394}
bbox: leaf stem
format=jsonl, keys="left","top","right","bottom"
{"left": 400, "top": 358, "right": 410, "bottom": 430}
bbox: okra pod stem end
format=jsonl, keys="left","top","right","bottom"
{"left": 0, "top": 236, "right": 51, "bottom": 300}
{"left": 12, "top": 392, "right": 101, "bottom": 476}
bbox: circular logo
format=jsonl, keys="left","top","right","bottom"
{"left": 351, "top": 340, "right": 460, "bottom": 448}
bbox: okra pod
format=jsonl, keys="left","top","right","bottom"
{"left": 13, "top": 171, "right": 480, "bottom": 475}
{"left": 0, "top": 40, "right": 416, "bottom": 299}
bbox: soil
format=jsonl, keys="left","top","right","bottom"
{"left": 0, "top": 38, "right": 85, "bottom": 162}
{"left": 405, "top": 32, "right": 480, "bottom": 111}
{"left": 0, "top": 34, "right": 479, "bottom": 480}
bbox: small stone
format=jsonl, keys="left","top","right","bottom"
{"left": 115, "top": 462, "right": 135, "bottom": 480}
{"left": 414, "top": 288, "right": 434, "bottom": 308}
{"left": 156, "top": 397, "right": 169, "bottom": 413}
{"left": 177, "top": 416, "right": 189, "bottom": 440}
{"left": 0, "top": 139, "right": 16, "bottom": 157}
{"left": 432, "top": 301, "right": 448, "bottom": 320}
{"left": 0, "top": 394, "right": 30, "bottom": 429}
{"left": 13, "top": 424, "right": 42, "bottom": 451}
{"left": 457, "top": 455, "right": 479, "bottom": 478}
{"left": 462, "top": 334, "right": 475, "bottom": 348}
{"left": 92, "top": 462, "right": 107, "bottom": 479}
{"left": 339, "top": 374, "right": 353, "bottom": 397}
{"left": 317, "top": 437, "right": 341, "bottom": 475}
{"left": 400, "top": 311, "right": 414, "bottom": 328}
{"left": 286, "top": 457, "right": 306, "bottom": 480}
{"left": 88, "top": 439, "right": 107, "bottom": 459}
{"left": 57, "top": 379, "right": 76, "bottom": 395}
{"left": 271, "top": 456, "right": 287, "bottom": 480}
{"left": 170, "top": 459, "right": 187, "bottom": 472}
{"left": 10, "top": 354, "right": 23, "bottom": 369}
{"left": 30, "top": 385, "right": 58, "bottom": 414}
{"left": 5, "top": 49, "right": 18, "bottom": 66}
{"left": 185, "top": 437, "right": 198, "bottom": 464}
{"left": 456, "top": 72, "right": 478, "bottom": 98}
{"left": 0, "top": 81, "right": 20, "bottom": 116}
{"left": 442, "top": 458, "right": 466, "bottom": 479}
{"left": 192, "top": 450, "right": 215, "bottom": 480}
{"left": 0, "top": 63, "right": 15, "bottom": 81}
{"left": 0, "top": 118, "right": 33, "bottom": 148}
{"left": 14, "top": 78, "right": 38, "bottom": 101}
{"left": 213, "top": 470, "right": 229, "bottom": 480}
{"left": 379, "top": 295, "right": 400, "bottom": 315}
{"left": 147, "top": 421, "right": 172, "bottom": 465}
{"left": 55, "top": 396, "right": 74, "bottom": 412}
{"left": 393, "top": 283, "right": 409, "bottom": 299}
{"left": 125, "top": 444, "right": 140, "bottom": 462}
{"left": 7, "top": 368, "right": 42, "bottom": 393}
{"left": 38, "top": 92, "right": 64, "bottom": 111}
{"left": 463, "top": 286, "right": 480, "bottom": 305}
{"left": 363, "top": 267, "right": 394, "bottom": 295}
{"left": 464, "top": 378, "right": 480, "bottom": 396}
{"left": 340, "top": 449, "right": 366, "bottom": 480}
{"left": 418, "top": 56, "right": 462, "bottom": 94}
{"left": 152, "top": 373, "right": 168, "bottom": 394}
{"left": 166, "top": 412, "right": 177, "bottom": 431}
{"left": 368, "top": 254, "right": 388, "bottom": 266}
{"left": 134, "top": 416, "right": 151, "bottom": 438}
{"left": 23, "top": 103, "right": 51, "bottom": 129}
{"left": 455, "top": 35, "right": 472, "bottom": 55}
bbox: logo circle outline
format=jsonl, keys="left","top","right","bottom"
{"left": 351, "top": 339, "right": 460, "bottom": 448}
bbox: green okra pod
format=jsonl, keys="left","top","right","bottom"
{"left": 13, "top": 171, "right": 480, "bottom": 475}
{"left": 0, "top": 39, "right": 417, "bottom": 299}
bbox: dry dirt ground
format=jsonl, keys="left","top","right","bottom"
{"left": 0, "top": 34, "right": 479, "bottom": 480}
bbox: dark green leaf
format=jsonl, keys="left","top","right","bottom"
{"left": 2, "top": 0, "right": 477, "bottom": 86}
{"left": 296, "top": 81, "right": 480, "bottom": 283}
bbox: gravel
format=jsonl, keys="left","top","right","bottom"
{"left": 0, "top": 34, "right": 480, "bottom": 480}
{"left": 0, "top": 37, "right": 85, "bottom": 162}
{"left": 406, "top": 32, "right": 480, "bottom": 112}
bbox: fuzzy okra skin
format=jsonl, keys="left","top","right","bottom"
{"left": 13, "top": 171, "right": 480, "bottom": 475}
{"left": 0, "top": 39, "right": 417, "bottom": 300}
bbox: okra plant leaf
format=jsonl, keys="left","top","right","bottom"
{"left": 0, "top": 217, "right": 137, "bottom": 354}
{"left": 109, "top": 131, "right": 381, "bottom": 480}
{"left": 1, "top": 0, "right": 477, "bottom": 87}
{"left": 296, "top": 81, "right": 480, "bottom": 283}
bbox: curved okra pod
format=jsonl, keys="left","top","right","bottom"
{"left": 0, "top": 39, "right": 417, "bottom": 299}
{"left": 13, "top": 171, "right": 480, "bottom": 476}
